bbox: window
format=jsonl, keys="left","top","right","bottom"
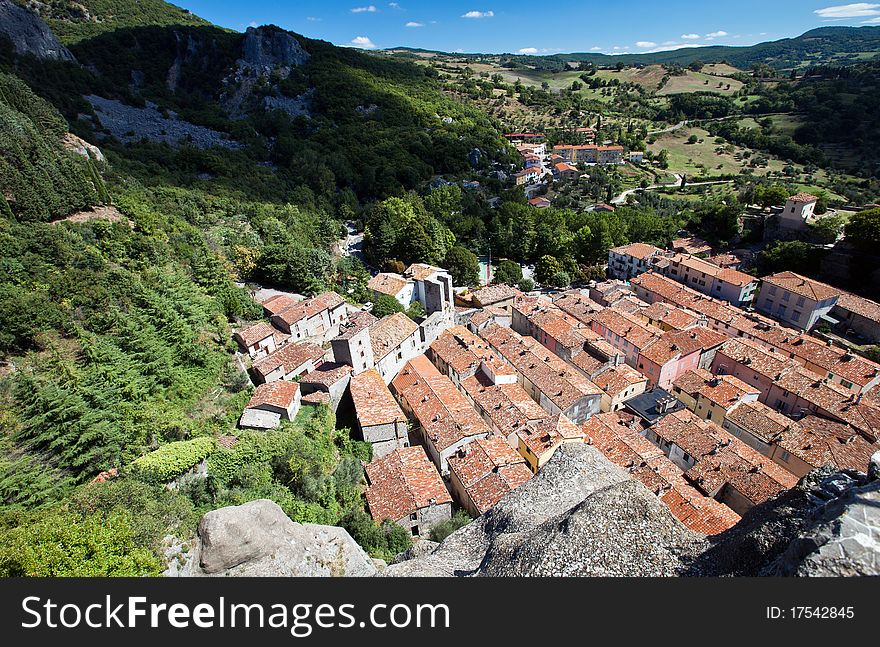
{"left": 842, "top": 379, "right": 854, "bottom": 389}
{"left": 411, "top": 526, "right": 419, "bottom": 536}
{"left": 778, "top": 450, "right": 790, "bottom": 462}
{"left": 768, "top": 285, "right": 777, "bottom": 295}
{"left": 796, "top": 296, "right": 805, "bottom": 307}
{"left": 410, "top": 513, "right": 418, "bottom": 521}
{"left": 782, "top": 291, "right": 790, "bottom": 302}
{"left": 792, "top": 310, "right": 801, "bottom": 322}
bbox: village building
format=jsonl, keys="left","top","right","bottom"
{"left": 588, "top": 279, "right": 632, "bottom": 306}
{"left": 391, "top": 355, "right": 493, "bottom": 474}
{"left": 754, "top": 271, "right": 839, "bottom": 331}
{"left": 429, "top": 325, "right": 518, "bottom": 389}
{"left": 447, "top": 437, "right": 533, "bottom": 516}
{"left": 706, "top": 253, "right": 742, "bottom": 270}
{"left": 331, "top": 311, "right": 422, "bottom": 384}
{"left": 514, "top": 166, "right": 543, "bottom": 185}
{"left": 592, "top": 363, "right": 649, "bottom": 412}
{"left": 775, "top": 193, "right": 819, "bottom": 237}
{"left": 459, "top": 376, "right": 549, "bottom": 446}
{"left": 646, "top": 409, "right": 798, "bottom": 515}
{"left": 368, "top": 263, "right": 456, "bottom": 320}
{"left": 298, "top": 362, "right": 353, "bottom": 412}
{"left": 593, "top": 202, "right": 616, "bottom": 213}
{"left": 364, "top": 446, "right": 452, "bottom": 537}
{"left": 607, "top": 243, "right": 664, "bottom": 281}
{"left": 831, "top": 291, "right": 880, "bottom": 343}
{"left": 233, "top": 321, "right": 284, "bottom": 359}
{"left": 480, "top": 324, "right": 603, "bottom": 424}
{"left": 628, "top": 151, "right": 644, "bottom": 163}
{"left": 552, "top": 162, "right": 580, "bottom": 181}
{"left": 528, "top": 196, "right": 551, "bottom": 208}
{"left": 584, "top": 412, "right": 742, "bottom": 534}
{"left": 466, "top": 306, "right": 512, "bottom": 334}
{"left": 269, "top": 291, "right": 348, "bottom": 343}
{"left": 637, "top": 300, "right": 706, "bottom": 332}
{"left": 657, "top": 253, "right": 758, "bottom": 306}
{"left": 671, "top": 237, "right": 713, "bottom": 256}
{"left": 590, "top": 307, "right": 662, "bottom": 368}
{"left": 575, "top": 126, "right": 597, "bottom": 142}
{"left": 468, "top": 283, "right": 519, "bottom": 312}
{"left": 349, "top": 368, "right": 410, "bottom": 458}
{"left": 239, "top": 381, "right": 301, "bottom": 430}
{"left": 772, "top": 415, "right": 879, "bottom": 477}
{"left": 251, "top": 342, "right": 325, "bottom": 384}
{"left": 260, "top": 293, "right": 298, "bottom": 317}
{"left": 331, "top": 311, "right": 378, "bottom": 376}
{"left": 622, "top": 388, "right": 684, "bottom": 424}
{"left": 671, "top": 368, "right": 760, "bottom": 426}
{"left": 516, "top": 413, "right": 586, "bottom": 473}
{"left": 721, "top": 399, "right": 796, "bottom": 457}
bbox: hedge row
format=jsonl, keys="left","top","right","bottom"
{"left": 129, "top": 437, "right": 216, "bottom": 484}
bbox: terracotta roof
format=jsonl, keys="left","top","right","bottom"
{"left": 760, "top": 271, "right": 840, "bottom": 302}
{"left": 247, "top": 380, "right": 300, "bottom": 410}
{"left": 234, "top": 322, "right": 276, "bottom": 347}
{"left": 392, "top": 356, "right": 492, "bottom": 454}
{"left": 724, "top": 400, "right": 795, "bottom": 444}
{"left": 517, "top": 413, "right": 585, "bottom": 457}
{"left": 299, "top": 362, "right": 352, "bottom": 387}
{"left": 369, "top": 312, "right": 420, "bottom": 361}
{"left": 261, "top": 294, "right": 298, "bottom": 316}
{"left": 593, "top": 364, "right": 647, "bottom": 398}
{"left": 554, "top": 162, "right": 577, "bottom": 172}
{"left": 368, "top": 272, "right": 409, "bottom": 297}
{"left": 788, "top": 192, "right": 819, "bottom": 204}
{"left": 639, "top": 301, "right": 703, "bottom": 330}
{"left": 834, "top": 291, "right": 880, "bottom": 324}
{"left": 776, "top": 415, "right": 879, "bottom": 472}
{"left": 350, "top": 368, "right": 407, "bottom": 428}
{"left": 405, "top": 263, "right": 446, "bottom": 281}
{"left": 640, "top": 326, "right": 728, "bottom": 366}
{"left": 671, "top": 237, "right": 712, "bottom": 255}
{"left": 272, "top": 292, "right": 345, "bottom": 327}
{"left": 430, "top": 326, "right": 515, "bottom": 381}
{"left": 592, "top": 307, "right": 662, "bottom": 351}
{"left": 333, "top": 310, "right": 378, "bottom": 340}
{"left": 365, "top": 446, "right": 451, "bottom": 523}
{"left": 672, "top": 369, "right": 760, "bottom": 410}
{"left": 252, "top": 342, "right": 324, "bottom": 379}
{"left": 301, "top": 391, "right": 330, "bottom": 405}
{"left": 528, "top": 197, "right": 551, "bottom": 207}
{"left": 470, "top": 283, "right": 518, "bottom": 306}
{"left": 609, "top": 242, "right": 663, "bottom": 261}
{"left": 480, "top": 324, "right": 603, "bottom": 411}
{"left": 448, "top": 437, "right": 532, "bottom": 514}
{"left": 462, "top": 375, "right": 547, "bottom": 439}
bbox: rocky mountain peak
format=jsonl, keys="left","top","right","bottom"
{"left": 239, "top": 26, "right": 310, "bottom": 73}
{"left": 0, "top": 0, "right": 76, "bottom": 62}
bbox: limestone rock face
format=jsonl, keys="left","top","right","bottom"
{"left": 0, "top": 0, "right": 76, "bottom": 62}
{"left": 175, "top": 499, "right": 377, "bottom": 577}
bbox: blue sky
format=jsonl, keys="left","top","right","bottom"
{"left": 176, "top": 1, "right": 880, "bottom": 54}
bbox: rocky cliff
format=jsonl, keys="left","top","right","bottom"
{"left": 166, "top": 499, "right": 378, "bottom": 577}
{"left": 0, "top": 0, "right": 75, "bottom": 61}
{"left": 383, "top": 444, "right": 880, "bottom": 577}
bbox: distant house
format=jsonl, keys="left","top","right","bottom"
{"left": 469, "top": 283, "right": 519, "bottom": 312}
{"left": 777, "top": 193, "right": 819, "bottom": 235}
{"left": 575, "top": 126, "right": 596, "bottom": 142}
{"left": 592, "top": 364, "right": 648, "bottom": 412}
{"left": 349, "top": 368, "right": 410, "bottom": 458}
{"left": 233, "top": 322, "right": 281, "bottom": 359}
{"left": 622, "top": 388, "right": 684, "bottom": 425}
{"left": 516, "top": 414, "right": 586, "bottom": 473}
{"left": 831, "top": 291, "right": 880, "bottom": 343}
{"left": 528, "top": 196, "right": 551, "bottom": 208}
{"left": 671, "top": 368, "right": 760, "bottom": 426}
{"left": 252, "top": 342, "right": 325, "bottom": 384}
{"left": 671, "top": 236, "right": 712, "bottom": 256}
{"left": 368, "top": 263, "right": 455, "bottom": 316}
{"left": 364, "top": 446, "right": 452, "bottom": 537}
{"left": 598, "top": 145, "right": 624, "bottom": 165}
{"left": 772, "top": 415, "right": 879, "bottom": 478}
{"left": 239, "top": 381, "right": 301, "bottom": 429}
{"left": 593, "top": 202, "right": 615, "bottom": 213}
{"left": 754, "top": 271, "right": 840, "bottom": 330}
{"left": 513, "top": 166, "right": 543, "bottom": 186}
{"left": 331, "top": 311, "right": 422, "bottom": 384}
{"left": 552, "top": 162, "right": 580, "bottom": 181}
{"left": 659, "top": 253, "right": 758, "bottom": 306}
{"left": 628, "top": 151, "right": 644, "bottom": 163}
{"left": 447, "top": 437, "right": 532, "bottom": 516}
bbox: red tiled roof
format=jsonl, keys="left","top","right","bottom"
{"left": 252, "top": 342, "right": 324, "bottom": 379}
{"left": 247, "top": 380, "right": 300, "bottom": 410}
{"left": 234, "top": 322, "right": 276, "bottom": 347}
{"left": 350, "top": 368, "right": 406, "bottom": 428}
{"left": 365, "top": 446, "right": 451, "bottom": 522}
{"left": 448, "top": 437, "right": 532, "bottom": 514}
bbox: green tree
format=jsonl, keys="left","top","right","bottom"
{"left": 443, "top": 246, "right": 480, "bottom": 287}
{"left": 493, "top": 259, "right": 523, "bottom": 286}
{"left": 844, "top": 208, "right": 880, "bottom": 252}
{"left": 535, "top": 255, "right": 562, "bottom": 284}
{"left": 371, "top": 294, "right": 405, "bottom": 318}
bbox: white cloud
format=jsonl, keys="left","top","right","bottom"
{"left": 681, "top": 33, "right": 701, "bottom": 40}
{"left": 705, "top": 30, "right": 728, "bottom": 40}
{"left": 641, "top": 42, "right": 705, "bottom": 53}
{"left": 307, "top": 16, "right": 321, "bottom": 22}
{"left": 350, "top": 35, "right": 377, "bottom": 48}
{"left": 351, "top": 5, "right": 378, "bottom": 13}
{"left": 815, "top": 3, "right": 880, "bottom": 19}
{"left": 461, "top": 10, "right": 494, "bottom": 18}
{"left": 248, "top": 21, "right": 258, "bottom": 28}
{"left": 863, "top": 15, "right": 880, "bottom": 22}
{"left": 517, "top": 47, "right": 539, "bottom": 54}
{"left": 590, "top": 46, "right": 602, "bottom": 51}
{"left": 636, "top": 41, "right": 657, "bottom": 48}
{"left": 389, "top": 2, "right": 400, "bottom": 7}
{"left": 406, "top": 21, "right": 424, "bottom": 27}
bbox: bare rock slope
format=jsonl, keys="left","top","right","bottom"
{"left": 0, "top": 0, "right": 75, "bottom": 61}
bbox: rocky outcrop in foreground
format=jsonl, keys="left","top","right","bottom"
{"left": 0, "top": 0, "right": 75, "bottom": 62}
{"left": 383, "top": 444, "right": 880, "bottom": 577}
{"left": 166, "top": 499, "right": 377, "bottom": 577}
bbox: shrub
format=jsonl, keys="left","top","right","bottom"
{"left": 429, "top": 509, "right": 472, "bottom": 543}
{"left": 130, "top": 437, "right": 216, "bottom": 484}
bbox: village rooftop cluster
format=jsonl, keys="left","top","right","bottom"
{"left": 230, "top": 233, "right": 880, "bottom": 540}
